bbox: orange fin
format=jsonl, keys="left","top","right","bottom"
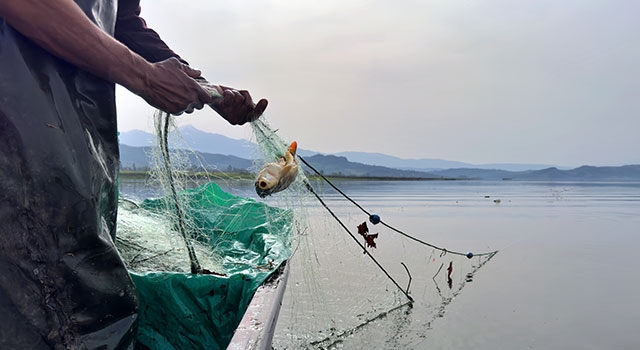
{"left": 287, "top": 141, "right": 298, "bottom": 155}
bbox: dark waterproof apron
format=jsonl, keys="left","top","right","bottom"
{"left": 0, "top": 1, "right": 138, "bottom": 348}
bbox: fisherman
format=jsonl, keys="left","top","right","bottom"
{"left": 0, "top": 1, "right": 266, "bottom": 348}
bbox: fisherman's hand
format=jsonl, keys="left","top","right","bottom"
{"left": 208, "top": 85, "right": 268, "bottom": 125}
{"left": 137, "top": 58, "right": 213, "bottom": 115}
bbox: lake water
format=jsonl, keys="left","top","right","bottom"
{"left": 119, "top": 179, "right": 640, "bottom": 349}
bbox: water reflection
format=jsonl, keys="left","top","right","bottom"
{"left": 118, "top": 179, "right": 640, "bottom": 349}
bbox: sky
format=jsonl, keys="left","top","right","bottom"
{"left": 116, "top": 0, "right": 640, "bottom": 167}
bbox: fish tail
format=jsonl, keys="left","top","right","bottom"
{"left": 288, "top": 141, "right": 298, "bottom": 155}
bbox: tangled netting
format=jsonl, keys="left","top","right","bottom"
{"left": 250, "top": 118, "right": 498, "bottom": 349}
{"left": 114, "top": 112, "right": 295, "bottom": 349}
{"left": 115, "top": 109, "right": 497, "bottom": 349}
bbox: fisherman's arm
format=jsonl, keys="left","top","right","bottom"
{"left": 0, "top": 0, "right": 209, "bottom": 114}
{"left": 113, "top": 0, "right": 269, "bottom": 123}
{"left": 99, "top": 0, "right": 271, "bottom": 123}
{"left": 0, "top": 0, "right": 267, "bottom": 122}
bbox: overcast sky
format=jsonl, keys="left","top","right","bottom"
{"left": 116, "top": 0, "right": 640, "bottom": 167}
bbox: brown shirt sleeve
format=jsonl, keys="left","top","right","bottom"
{"left": 115, "top": 0, "right": 188, "bottom": 64}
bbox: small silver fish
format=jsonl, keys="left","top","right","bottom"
{"left": 255, "top": 141, "right": 299, "bottom": 198}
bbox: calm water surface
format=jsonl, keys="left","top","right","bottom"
{"left": 119, "top": 179, "right": 640, "bottom": 349}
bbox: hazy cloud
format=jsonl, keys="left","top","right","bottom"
{"left": 117, "top": 0, "right": 640, "bottom": 166}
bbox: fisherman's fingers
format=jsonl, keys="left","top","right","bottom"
{"left": 142, "top": 58, "right": 212, "bottom": 114}
{"left": 209, "top": 85, "right": 267, "bottom": 125}
{"left": 249, "top": 98, "right": 268, "bottom": 121}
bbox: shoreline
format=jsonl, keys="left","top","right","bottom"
{"left": 118, "top": 170, "right": 465, "bottom": 182}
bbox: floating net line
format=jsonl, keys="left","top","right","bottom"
{"left": 115, "top": 108, "right": 498, "bottom": 349}
{"left": 249, "top": 118, "right": 498, "bottom": 349}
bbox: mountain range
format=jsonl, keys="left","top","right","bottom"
{"left": 119, "top": 126, "right": 640, "bottom": 181}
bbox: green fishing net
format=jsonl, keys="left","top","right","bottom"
{"left": 118, "top": 182, "right": 293, "bottom": 349}
{"left": 116, "top": 113, "right": 294, "bottom": 349}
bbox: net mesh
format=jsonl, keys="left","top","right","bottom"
{"left": 115, "top": 112, "right": 497, "bottom": 349}
{"left": 117, "top": 112, "right": 296, "bottom": 274}
{"left": 249, "top": 118, "right": 497, "bottom": 348}
{"left": 114, "top": 112, "right": 295, "bottom": 349}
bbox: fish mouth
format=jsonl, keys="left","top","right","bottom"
{"left": 255, "top": 181, "right": 289, "bottom": 198}
{"left": 255, "top": 181, "right": 274, "bottom": 198}
{"left": 255, "top": 172, "right": 279, "bottom": 198}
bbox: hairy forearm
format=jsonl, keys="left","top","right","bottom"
{"left": 0, "top": 0, "right": 151, "bottom": 92}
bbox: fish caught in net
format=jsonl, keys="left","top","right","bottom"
{"left": 115, "top": 111, "right": 497, "bottom": 349}
{"left": 250, "top": 118, "right": 498, "bottom": 348}
{"left": 115, "top": 111, "right": 295, "bottom": 349}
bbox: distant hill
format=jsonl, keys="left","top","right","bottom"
{"left": 120, "top": 126, "right": 258, "bottom": 160}
{"left": 119, "top": 144, "right": 150, "bottom": 170}
{"left": 334, "top": 151, "right": 555, "bottom": 171}
{"left": 426, "top": 165, "right": 640, "bottom": 181}
{"left": 119, "top": 127, "right": 558, "bottom": 172}
{"left": 119, "top": 145, "right": 438, "bottom": 178}
{"left": 119, "top": 144, "right": 253, "bottom": 172}
{"left": 512, "top": 165, "right": 640, "bottom": 181}
{"left": 333, "top": 152, "right": 470, "bottom": 171}
{"left": 120, "top": 143, "right": 640, "bottom": 181}
{"left": 176, "top": 125, "right": 258, "bottom": 159}
{"left": 300, "top": 154, "right": 439, "bottom": 178}
{"left": 118, "top": 126, "right": 640, "bottom": 180}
